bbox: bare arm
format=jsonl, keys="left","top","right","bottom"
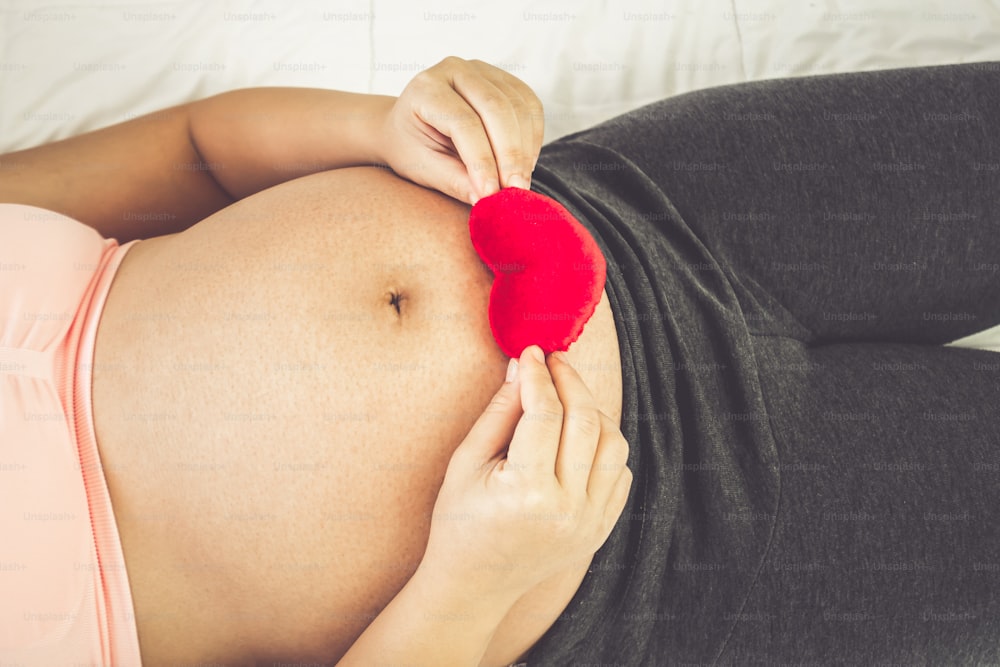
{"left": 0, "top": 57, "right": 544, "bottom": 243}
{"left": 0, "top": 88, "right": 391, "bottom": 241}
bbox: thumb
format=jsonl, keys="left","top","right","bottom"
{"left": 451, "top": 360, "right": 523, "bottom": 467}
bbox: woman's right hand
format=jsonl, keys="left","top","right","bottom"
{"left": 337, "top": 347, "right": 629, "bottom": 666}
{"left": 416, "top": 345, "right": 632, "bottom": 602}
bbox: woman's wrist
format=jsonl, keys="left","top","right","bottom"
{"left": 336, "top": 558, "right": 522, "bottom": 666}
{"left": 410, "top": 558, "right": 527, "bottom": 626}
{"left": 342, "top": 93, "right": 395, "bottom": 166}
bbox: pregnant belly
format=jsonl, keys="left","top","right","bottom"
{"left": 92, "top": 167, "right": 623, "bottom": 663}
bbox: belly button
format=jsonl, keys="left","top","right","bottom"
{"left": 386, "top": 289, "right": 406, "bottom": 316}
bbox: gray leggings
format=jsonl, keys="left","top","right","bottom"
{"left": 523, "top": 62, "right": 1000, "bottom": 665}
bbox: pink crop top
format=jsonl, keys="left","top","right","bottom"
{"left": 0, "top": 204, "right": 142, "bottom": 665}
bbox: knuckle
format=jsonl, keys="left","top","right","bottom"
{"left": 501, "top": 147, "right": 528, "bottom": 168}
{"left": 623, "top": 466, "right": 634, "bottom": 487}
{"left": 477, "top": 92, "right": 509, "bottom": 112}
{"left": 450, "top": 174, "right": 470, "bottom": 198}
{"left": 500, "top": 161, "right": 528, "bottom": 179}
{"left": 528, "top": 396, "right": 563, "bottom": 424}
{"left": 541, "top": 499, "right": 580, "bottom": 531}
{"left": 413, "top": 64, "right": 438, "bottom": 81}
{"left": 565, "top": 407, "right": 602, "bottom": 437}
{"left": 408, "top": 70, "right": 439, "bottom": 93}
{"left": 466, "top": 154, "right": 495, "bottom": 176}
{"left": 504, "top": 94, "right": 528, "bottom": 114}
{"left": 599, "top": 412, "right": 629, "bottom": 452}
{"left": 612, "top": 434, "right": 631, "bottom": 462}
{"left": 482, "top": 390, "right": 518, "bottom": 416}
{"left": 455, "top": 114, "right": 487, "bottom": 132}
{"left": 530, "top": 97, "right": 545, "bottom": 117}
{"left": 518, "top": 488, "right": 548, "bottom": 513}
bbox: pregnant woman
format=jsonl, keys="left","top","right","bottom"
{"left": 2, "top": 58, "right": 629, "bottom": 667}
{"left": 3, "top": 57, "right": 1000, "bottom": 665}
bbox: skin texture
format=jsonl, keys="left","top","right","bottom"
{"left": 91, "top": 166, "right": 623, "bottom": 665}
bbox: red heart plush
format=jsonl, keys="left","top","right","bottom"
{"left": 468, "top": 187, "right": 606, "bottom": 359}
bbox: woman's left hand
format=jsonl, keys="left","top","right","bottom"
{"left": 377, "top": 56, "right": 544, "bottom": 205}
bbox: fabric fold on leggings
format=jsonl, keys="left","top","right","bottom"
{"left": 526, "top": 150, "right": 781, "bottom": 664}
{"left": 522, "top": 62, "right": 1000, "bottom": 665}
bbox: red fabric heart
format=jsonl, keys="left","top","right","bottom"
{"left": 468, "top": 187, "right": 606, "bottom": 359}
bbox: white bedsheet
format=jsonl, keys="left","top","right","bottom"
{"left": 1, "top": 0, "right": 998, "bottom": 349}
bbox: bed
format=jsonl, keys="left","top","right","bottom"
{"left": 2, "top": 0, "right": 999, "bottom": 349}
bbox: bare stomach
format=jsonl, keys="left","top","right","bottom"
{"left": 92, "top": 167, "right": 623, "bottom": 665}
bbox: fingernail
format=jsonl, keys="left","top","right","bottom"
{"left": 528, "top": 346, "right": 545, "bottom": 364}
{"left": 508, "top": 174, "right": 529, "bottom": 189}
{"left": 505, "top": 358, "right": 519, "bottom": 383}
{"left": 482, "top": 180, "right": 499, "bottom": 197}
{"left": 470, "top": 193, "right": 479, "bottom": 206}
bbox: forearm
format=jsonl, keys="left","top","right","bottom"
{"left": 189, "top": 87, "right": 392, "bottom": 200}
{"left": 337, "top": 566, "right": 520, "bottom": 667}
{"left": 0, "top": 87, "right": 393, "bottom": 241}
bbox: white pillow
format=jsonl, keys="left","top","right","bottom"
{"left": 3, "top": 0, "right": 1000, "bottom": 148}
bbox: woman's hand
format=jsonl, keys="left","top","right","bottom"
{"left": 377, "top": 56, "right": 545, "bottom": 205}
{"left": 342, "top": 345, "right": 628, "bottom": 666}
{"left": 417, "top": 345, "right": 632, "bottom": 601}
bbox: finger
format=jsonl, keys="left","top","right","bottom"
{"left": 488, "top": 76, "right": 544, "bottom": 180}
{"left": 416, "top": 149, "right": 478, "bottom": 205}
{"left": 480, "top": 61, "right": 545, "bottom": 172}
{"left": 482, "top": 78, "right": 537, "bottom": 189}
{"left": 449, "top": 68, "right": 529, "bottom": 192}
{"left": 413, "top": 85, "right": 500, "bottom": 203}
{"left": 587, "top": 412, "right": 632, "bottom": 505}
{"left": 450, "top": 367, "right": 523, "bottom": 471}
{"left": 546, "top": 351, "right": 603, "bottom": 497}
{"left": 506, "top": 345, "right": 563, "bottom": 478}
{"left": 601, "top": 466, "right": 633, "bottom": 540}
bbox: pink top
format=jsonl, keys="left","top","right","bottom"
{"left": 0, "top": 204, "right": 142, "bottom": 666}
